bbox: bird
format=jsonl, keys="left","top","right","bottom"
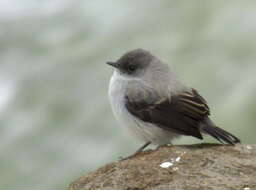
{"left": 107, "top": 48, "right": 240, "bottom": 158}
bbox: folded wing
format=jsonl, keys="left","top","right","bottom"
{"left": 125, "top": 89, "right": 209, "bottom": 139}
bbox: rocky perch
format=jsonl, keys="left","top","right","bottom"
{"left": 69, "top": 144, "right": 256, "bottom": 190}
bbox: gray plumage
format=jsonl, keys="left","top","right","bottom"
{"left": 107, "top": 49, "right": 240, "bottom": 152}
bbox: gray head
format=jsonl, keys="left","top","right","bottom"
{"left": 106, "top": 49, "right": 168, "bottom": 78}
{"left": 107, "top": 49, "right": 185, "bottom": 97}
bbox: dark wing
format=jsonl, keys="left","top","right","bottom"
{"left": 125, "top": 88, "right": 210, "bottom": 139}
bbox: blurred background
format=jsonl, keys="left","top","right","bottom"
{"left": 0, "top": 0, "right": 255, "bottom": 189}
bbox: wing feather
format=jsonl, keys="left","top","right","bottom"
{"left": 125, "top": 89, "right": 210, "bottom": 139}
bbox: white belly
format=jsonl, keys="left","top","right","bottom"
{"left": 108, "top": 71, "right": 178, "bottom": 145}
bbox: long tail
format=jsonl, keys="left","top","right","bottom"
{"left": 201, "top": 119, "right": 241, "bottom": 145}
{"left": 202, "top": 126, "right": 241, "bottom": 145}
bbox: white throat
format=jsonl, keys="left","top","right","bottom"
{"left": 108, "top": 70, "right": 179, "bottom": 145}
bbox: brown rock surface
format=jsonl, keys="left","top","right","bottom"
{"left": 69, "top": 144, "right": 256, "bottom": 190}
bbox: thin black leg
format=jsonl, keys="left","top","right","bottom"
{"left": 134, "top": 141, "right": 151, "bottom": 154}
{"left": 120, "top": 141, "right": 151, "bottom": 161}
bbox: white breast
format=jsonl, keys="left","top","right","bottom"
{"left": 108, "top": 70, "right": 179, "bottom": 145}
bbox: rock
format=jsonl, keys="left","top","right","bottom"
{"left": 69, "top": 144, "right": 256, "bottom": 190}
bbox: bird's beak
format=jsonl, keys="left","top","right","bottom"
{"left": 106, "top": 61, "right": 119, "bottom": 68}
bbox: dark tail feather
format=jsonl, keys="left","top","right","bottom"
{"left": 202, "top": 126, "right": 241, "bottom": 145}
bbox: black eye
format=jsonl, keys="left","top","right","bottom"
{"left": 128, "top": 64, "right": 136, "bottom": 72}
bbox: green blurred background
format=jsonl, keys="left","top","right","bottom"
{"left": 0, "top": 0, "right": 255, "bottom": 189}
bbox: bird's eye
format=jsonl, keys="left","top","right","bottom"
{"left": 128, "top": 64, "right": 136, "bottom": 72}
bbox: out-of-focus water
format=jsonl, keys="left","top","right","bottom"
{"left": 0, "top": 1, "right": 255, "bottom": 189}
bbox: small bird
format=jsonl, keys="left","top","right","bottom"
{"left": 107, "top": 49, "right": 240, "bottom": 158}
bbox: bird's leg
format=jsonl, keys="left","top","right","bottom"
{"left": 156, "top": 142, "right": 173, "bottom": 150}
{"left": 119, "top": 141, "right": 151, "bottom": 161}
{"left": 134, "top": 141, "right": 152, "bottom": 154}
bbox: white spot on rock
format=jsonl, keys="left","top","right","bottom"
{"left": 175, "top": 157, "right": 181, "bottom": 162}
{"left": 160, "top": 162, "right": 173, "bottom": 168}
{"left": 246, "top": 145, "right": 252, "bottom": 150}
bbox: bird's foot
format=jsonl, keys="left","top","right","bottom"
{"left": 118, "top": 141, "right": 151, "bottom": 161}
{"left": 156, "top": 143, "right": 172, "bottom": 150}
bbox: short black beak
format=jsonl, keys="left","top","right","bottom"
{"left": 106, "top": 61, "right": 119, "bottom": 68}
